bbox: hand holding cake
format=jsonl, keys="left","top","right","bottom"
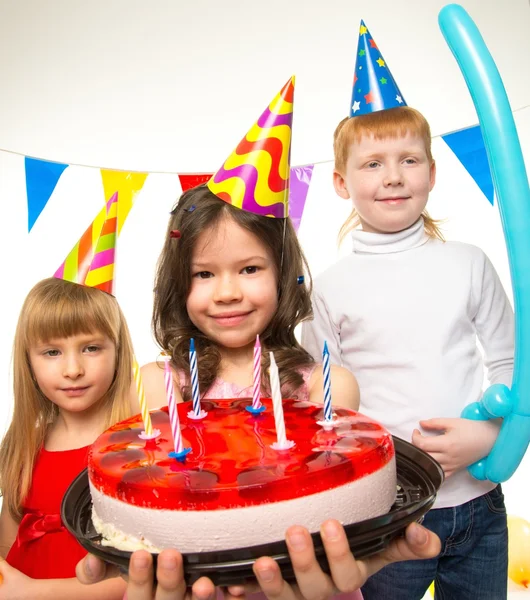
{"left": 75, "top": 521, "right": 441, "bottom": 599}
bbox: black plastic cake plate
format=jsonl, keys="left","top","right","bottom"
{"left": 62, "top": 436, "right": 443, "bottom": 586}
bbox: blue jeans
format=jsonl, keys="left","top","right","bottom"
{"left": 361, "top": 485, "right": 508, "bottom": 600}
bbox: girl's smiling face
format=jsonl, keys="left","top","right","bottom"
{"left": 186, "top": 216, "right": 278, "bottom": 357}
{"left": 29, "top": 332, "right": 116, "bottom": 414}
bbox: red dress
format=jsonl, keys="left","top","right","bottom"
{"left": 7, "top": 445, "right": 89, "bottom": 579}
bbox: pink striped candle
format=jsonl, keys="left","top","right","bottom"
{"left": 246, "top": 335, "right": 266, "bottom": 414}
{"left": 164, "top": 356, "right": 191, "bottom": 461}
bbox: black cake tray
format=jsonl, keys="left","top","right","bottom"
{"left": 62, "top": 436, "right": 443, "bottom": 586}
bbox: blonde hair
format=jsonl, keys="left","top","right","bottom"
{"left": 0, "top": 278, "right": 134, "bottom": 521}
{"left": 333, "top": 106, "right": 444, "bottom": 244}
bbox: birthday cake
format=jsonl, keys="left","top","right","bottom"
{"left": 88, "top": 398, "right": 396, "bottom": 553}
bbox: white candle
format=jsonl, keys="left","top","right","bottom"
{"left": 269, "top": 352, "right": 295, "bottom": 451}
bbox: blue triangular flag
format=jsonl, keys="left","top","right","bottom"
{"left": 25, "top": 157, "right": 68, "bottom": 231}
{"left": 442, "top": 125, "right": 494, "bottom": 205}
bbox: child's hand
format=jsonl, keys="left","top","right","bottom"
{"left": 412, "top": 417, "right": 501, "bottom": 477}
{"left": 227, "top": 520, "right": 441, "bottom": 599}
{"left": 77, "top": 549, "right": 217, "bottom": 600}
{"left": 76, "top": 553, "right": 121, "bottom": 584}
{"left": 0, "top": 558, "right": 38, "bottom": 600}
{"left": 77, "top": 522, "right": 440, "bottom": 600}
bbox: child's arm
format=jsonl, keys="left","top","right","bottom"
{"left": 309, "top": 364, "right": 360, "bottom": 410}
{"left": 412, "top": 251, "right": 513, "bottom": 477}
{"left": 139, "top": 361, "right": 184, "bottom": 410}
{"left": 0, "top": 559, "right": 126, "bottom": 600}
{"left": 474, "top": 252, "right": 514, "bottom": 387}
{"left": 0, "top": 504, "right": 19, "bottom": 559}
{"left": 302, "top": 288, "right": 342, "bottom": 366}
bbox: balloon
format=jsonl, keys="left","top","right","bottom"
{"left": 507, "top": 515, "right": 530, "bottom": 588}
{"left": 439, "top": 4, "right": 530, "bottom": 483}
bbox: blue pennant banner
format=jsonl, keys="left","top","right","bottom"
{"left": 25, "top": 157, "right": 68, "bottom": 231}
{"left": 442, "top": 125, "right": 494, "bottom": 205}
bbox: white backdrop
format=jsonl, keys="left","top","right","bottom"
{"left": 0, "top": 0, "right": 529, "bottom": 595}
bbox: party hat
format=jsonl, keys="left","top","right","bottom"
{"left": 350, "top": 21, "right": 406, "bottom": 117}
{"left": 55, "top": 192, "right": 118, "bottom": 294}
{"left": 207, "top": 77, "right": 294, "bottom": 218}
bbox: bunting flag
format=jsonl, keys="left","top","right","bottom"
{"left": 100, "top": 170, "right": 148, "bottom": 233}
{"left": 25, "top": 157, "right": 68, "bottom": 231}
{"left": 442, "top": 125, "right": 494, "bottom": 205}
{"left": 178, "top": 173, "right": 213, "bottom": 192}
{"left": 10, "top": 114, "right": 502, "bottom": 242}
{"left": 289, "top": 165, "right": 314, "bottom": 233}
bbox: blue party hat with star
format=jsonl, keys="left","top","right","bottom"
{"left": 350, "top": 20, "right": 406, "bottom": 117}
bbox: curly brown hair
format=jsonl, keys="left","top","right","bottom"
{"left": 153, "top": 185, "right": 314, "bottom": 399}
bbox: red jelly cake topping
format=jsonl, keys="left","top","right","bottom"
{"left": 89, "top": 398, "right": 394, "bottom": 511}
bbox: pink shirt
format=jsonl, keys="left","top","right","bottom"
{"left": 198, "top": 365, "right": 315, "bottom": 401}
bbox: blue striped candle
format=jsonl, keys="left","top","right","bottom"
{"left": 188, "top": 338, "right": 207, "bottom": 420}
{"left": 322, "top": 341, "right": 333, "bottom": 422}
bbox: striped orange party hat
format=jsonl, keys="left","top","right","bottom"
{"left": 207, "top": 77, "right": 294, "bottom": 218}
{"left": 54, "top": 192, "right": 118, "bottom": 294}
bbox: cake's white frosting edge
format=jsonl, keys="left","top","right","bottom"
{"left": 90, "top": 456, "right": 396, "bottom": 553}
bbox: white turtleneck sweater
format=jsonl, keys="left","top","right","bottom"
{"left": 302, "top": 218, "right": 514, "bottom": 509}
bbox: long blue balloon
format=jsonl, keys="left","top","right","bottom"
{"left": 439, "top": 4, "right": 530, "bottom": 482}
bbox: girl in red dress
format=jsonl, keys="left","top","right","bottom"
{"left": 0, "top": 277, "right": 135, "bottom": 599}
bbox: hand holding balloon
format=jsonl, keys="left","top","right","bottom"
{"left": 412, "top": 417, "right": 500, "bottom": 478}
{"left": 439, "top": 4, "right": 530, "bottom": 483}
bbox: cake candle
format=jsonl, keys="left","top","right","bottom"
{"left": 133, "top": 357, "right": 160, "bottom": 440}
{"left": 269, "top": 352, "right": 295, "bottom": 451}
{"left": 164, "top": 356, "right": 191, "bottom": 460}
{"left": 187, "top": 338, "right": 207, "bottom": 420}
{"left": 317, "top": 341, "right": 338, "bottom": 429}
{"left": 323, "top": 341, "right": 333, "bottom": 422}
{"left": 246, "top": 335, "right": 266, "bottom": 414}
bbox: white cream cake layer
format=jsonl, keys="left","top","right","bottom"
{"left": 90, "top": 455, "right": 396, "bottom": 553}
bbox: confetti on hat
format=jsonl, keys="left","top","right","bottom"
{"left": 350, "top": 20, "right": 406, "bottom": 117}
{"left": 55, "top": 192, "right": 118, "bottom": 294}
{"left": 207, "top": 77, "right": 294, "bottom": 218}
